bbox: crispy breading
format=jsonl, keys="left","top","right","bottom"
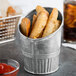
{"left": 21, "top": 18, "right": 31, "bottom": 36}
{"left": 30, "top": 12, "right": 48, "bottom": 38}
{"left": 55, "top": 20, "right": 61, "bottom": 31}
{"left": 32, "top": 14, "right": 37, "bottom": 30}
{"left": 42, "top": 8, "right": 58, "bottom": 37}
{"left": 7, "top": 6, "right": 16, "bottom": 16}
{"left": 36, "top": 5, "right": 49, "bottom": 16}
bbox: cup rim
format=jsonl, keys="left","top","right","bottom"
{"left": 19, "top": 7, "right": 63, "bottom": 42}
{"left": 0, "top": 59, "right": 20, "bottom": 75}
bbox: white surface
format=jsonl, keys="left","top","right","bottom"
{"left": 0, "top": 0, "right": 10, "bottom": 9}
{"left": 8, "top": 0, "right": 63, "bottom": 16}
{"left": 62, "top": 43, "right": 76, "bottom": 50}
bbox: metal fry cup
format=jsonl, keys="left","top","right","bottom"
{"left": 18, "top": 8, "right": 63, "bottom": 74}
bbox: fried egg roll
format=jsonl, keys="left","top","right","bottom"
{"left": 30, "top": 12, "right": 48, "bottom": 38}
{"left": 21, "top": 18, "right": 31, "bottom": 36}
{"left": 36, "top": 5, "right": 49, "bottom": 16}
{"left": 42, "top": 8, "right": 58, "bottom": 37}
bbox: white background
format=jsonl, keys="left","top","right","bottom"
{"left": 8, "top": 0, "right": 63, "bottom": 15}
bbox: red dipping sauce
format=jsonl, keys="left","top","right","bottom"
{"left": 0, "top": 63, "right": 19, "bottom": 76}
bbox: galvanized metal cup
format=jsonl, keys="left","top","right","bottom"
{"left": 18, "top": 8, "right": 63, "bottom": 74}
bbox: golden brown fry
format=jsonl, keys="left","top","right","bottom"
{"left": 32, "top": 14, "right": 37, "bottom": 29}
{"left": 49, "top": 8, "right": 58, "bottom": 21}
{"left": 38, "top": 31, "right": 43, "bottom": 38}
{"left": 21, "top": 18, "right": 31, "bottom": 36}
{"left": 7, "top": 6, "right": 16, "bottom": 16}
{"left": 29, "top": 12, "right": 48, "bottom": 38}
{"left": 42, "top": 8, "right": 58, "bottom": 37}
{"left": 55, "top": 20, "right": 61, "bottom": 31}
{"left": 33, "top": 37, "right": 37, "bottom": 39}
{"left": 36, "top": 5, "right": 49, "bottom": 16}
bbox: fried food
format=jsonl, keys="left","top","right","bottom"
{"left": 21, "top": 18, "right": 31, "bottom": 36}
{"left": 30, "top": 12, "right": 48, "bottom": 38}
{"left": 36, "top": 5, "right": 49, "bottom": 16}
{"left": 55, "top": 20, "right": 61, "bottom": 31}
{"left": 0, "top": 16, "right": 2, "bottom": 18}
{"left": 32, "top": 14, "right": 37, "bottom": 29}
{"left": 38, "top": 31, "right": 43, "bottom": 38}
{"left": 42, "top": 8, "right": 58, "bottom": 37}
{"left": 21, "top": 6, "right": 61, "bottom": 39}
{"left": 0, "top": 22, "right": 3, "bottom": 29}
{"left": 7, "top": 6, "right": 16, "bottom": 16}
{"left": 0, "top": 21, "right": 6, "bottom": 34}
{"left": 0, "top": 22, "right": 3, "bottom": 26}
{"left": 0, "top": 17, "right": 3, "bottom": 29}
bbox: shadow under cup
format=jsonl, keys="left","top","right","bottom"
{"left": 19, "top": 8, "right": 63, "bottom": 74}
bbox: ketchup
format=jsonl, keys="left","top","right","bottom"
{"left": 0, "top": 63, "right": 15, "bottom": 74}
